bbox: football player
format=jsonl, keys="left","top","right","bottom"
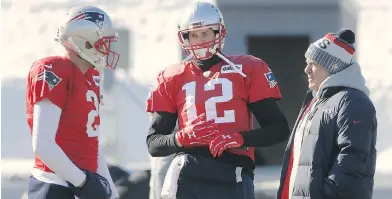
{"left": 26, "top": 5, "right": 119, "bottom": 199}
{"left": 146, "top": 2, "right": 290, "bottom": 199}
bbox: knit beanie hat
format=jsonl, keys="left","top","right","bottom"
{"left": 305, "top": 29, "right": 356, "bottom": 74}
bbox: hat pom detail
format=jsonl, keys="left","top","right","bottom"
{"left": 337, "top": 29, "right": 355, "bottom": 44}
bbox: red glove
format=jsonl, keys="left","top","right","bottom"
{"left": 176, "top": 113, "right": 219, "bottom": 148}
{"left": 209, "top": 132, "right": 244, "bottom": 157}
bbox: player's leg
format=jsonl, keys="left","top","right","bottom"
{"left": 176, "top": 175, "right": 238, "bottom": 199}
{"left": 149, "top": 155, "right": 175, "bottom": 199}
{"left": 236, "top": 169, "right": 255, "bottom": 199}
{"left": 176, "top": 167, "right": 255, "bottom": 199}
{"left": 28, "top": 176, "right": 75, "bottom": 199}
{"left": 163, "top": 154, "right": 243, "bottom": 199}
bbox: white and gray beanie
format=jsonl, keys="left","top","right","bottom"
{"left": 305, "top": 29, "right": 356, "bottom": 74}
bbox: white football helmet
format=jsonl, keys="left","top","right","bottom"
{"left": 177, "top": 2, "right": 246, "bottom": 77}
{"left": 178, "top": 2, "right": 226, "bottom": 60}
{"left": 55, "top": 5, "right": 120, "bottom": 70}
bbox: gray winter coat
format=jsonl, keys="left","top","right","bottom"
{"left": 277, "top": 63, "right": 377, "bottom": 199}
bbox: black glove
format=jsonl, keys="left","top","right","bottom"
{"left": 67, "top": 170, "right": 112, "bottom": 199}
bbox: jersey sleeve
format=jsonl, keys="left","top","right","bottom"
{"left": 28, "top": 62, "right": 69, "bottom": 109}
{"left": 146, "top": 71, "right": 177, "bottom": 113}
{"left": 247, "top": 58, "right": 282, "bottom": 103}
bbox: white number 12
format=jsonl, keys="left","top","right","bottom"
{"left": 182, "top": 78, "right": 235, "bottom": 124}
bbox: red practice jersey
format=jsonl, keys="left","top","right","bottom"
{"left": 26, "top": 56, "right": 101, "bottom": 173}
{"left": 146, "top": 55, "right": 281, "bottom": 160}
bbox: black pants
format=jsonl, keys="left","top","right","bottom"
{"left": 175, "top": 154, "right": 255, "bottom": 199}
{"left": 28, "top": 176, "right": 75, "bottom": 199}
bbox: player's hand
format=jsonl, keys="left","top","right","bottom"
{"left": 68, "top": 170, "right": 111, "bottom": 199}
{"left": 176, "top": 113, "right": 220, "bottom": 148}
{"left": 209, "top": 132, "right": 244, "bottom": 157}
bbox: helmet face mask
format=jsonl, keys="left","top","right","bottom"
{"left": 178, "top": 2, "right": 226, "bottom": 60}
{"left": 179, "top": 23, "right": 226, "bottom": 60}
{"left": 55, "top": 5, "right": 120, "bottom": 70}
{"left": 94, "top": 34, "right": 120, "bottom": 69}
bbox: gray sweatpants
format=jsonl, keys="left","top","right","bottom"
{"left": 165, "top": 154, "right": 255, "bottom": 199}
{"left": 149, "top": 154, "right": 175, "bottom": 199}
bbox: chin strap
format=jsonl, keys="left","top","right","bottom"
{"left": 215, "top": 52, "right": 246, "bottom": 77}
{"left": 183, "top": 47, "right": 246, "bottom": 78}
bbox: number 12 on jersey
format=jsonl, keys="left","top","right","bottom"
{"left": 182, "top": 78, "right": 235, "bottom": 124}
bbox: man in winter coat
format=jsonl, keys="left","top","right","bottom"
{"left": 277, "top": 29, "right": 377, "bottom": 199}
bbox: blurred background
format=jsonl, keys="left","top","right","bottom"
{"left": 1, "top": 0, "right": 391, "bottom": 198}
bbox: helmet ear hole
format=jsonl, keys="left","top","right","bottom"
{"left": 182, "top": 32, "right": 189, "bottom": 40}
{"left": 85, "top": 41, "right": 93, "bottom": 49}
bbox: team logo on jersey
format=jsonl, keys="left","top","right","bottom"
{"left": 264, "top": 71, "right": 277, "bottom": 88}
{"left": 33, "top": 70, "right": 62, "bottom": 91}
{"left": 68, "top": 11, "right": 105, "bottom": 29}
{"left": 221, "top": 64, "right": 242, "bottom": 74}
